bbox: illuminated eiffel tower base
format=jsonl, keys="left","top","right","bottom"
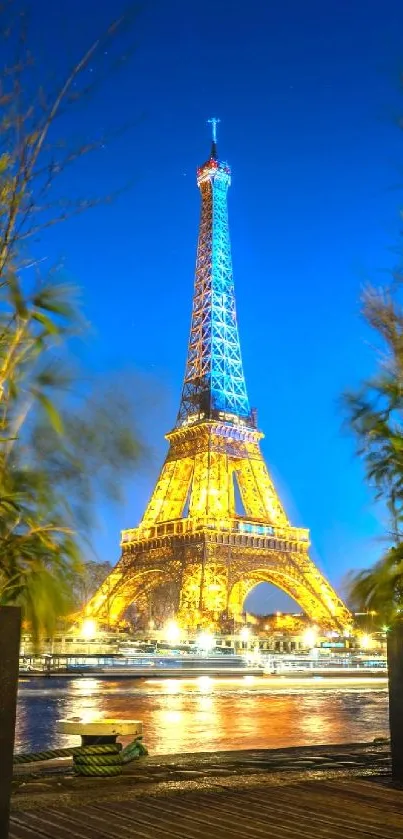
{"left": 86, "top": 122, "right": 351, "bottom": 632}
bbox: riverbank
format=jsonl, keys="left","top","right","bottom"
{"left": 19, "top": 667, "right": 388, "bottom": 680}
{"left": 11, "top": 741, "right": 392, "bottom": 806}
{"left": 10, "top": 742, "right": 398, "bottom": 838}
{"left": 19, "top": 666, "right": 263, "bottom": 679}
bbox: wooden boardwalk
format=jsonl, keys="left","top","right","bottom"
{"left": 8, "top": 776, "right": 403, "bottom": 839}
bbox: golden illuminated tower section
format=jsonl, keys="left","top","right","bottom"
{"left": 86, "top": 121, "right": 351, "bottom": 631}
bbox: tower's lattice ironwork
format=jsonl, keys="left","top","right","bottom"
{"left": 178, "top": 123, "right": 250, "bottom": 425}
{"left": 86, "top": 122, "right": 351, "bottom": 632}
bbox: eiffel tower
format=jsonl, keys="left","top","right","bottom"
{"left": 87, "top": 121, "right": 351, "bottom": 632}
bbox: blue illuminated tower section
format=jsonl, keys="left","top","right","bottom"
{"left": 177, "top": 119, "right": 252, "bottom": 426}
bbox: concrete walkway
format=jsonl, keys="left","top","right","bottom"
{"left": 9, "top": 743, "right": 400, "bottom": 839}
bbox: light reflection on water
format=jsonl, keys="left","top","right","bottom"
{"left": 15, "top": 676, "right": 389, "bottom": 755}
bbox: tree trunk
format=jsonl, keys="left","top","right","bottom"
{"left": 0, "top": 606, "right": 21, "bottom": 839}
{"left": 387, "top": 621, "right": 403, "bottom": 782}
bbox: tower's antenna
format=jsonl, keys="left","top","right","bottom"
{"left": 208, "top": 117, "right": 220, "bottom": 158}
{"left": 208, "top": 117, "right": 220, "bottom": 143}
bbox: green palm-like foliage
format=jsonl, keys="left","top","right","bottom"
{"left": 0, "top": 11, "right": 145, "bottom": 640}
{"left": 345, "top": 287, "right": 403, "bottom": 621}
{"left": 345, "top": 546, "right": 403, "bottom": 625}
{"left": 0, "top": 277, "right": 146, "bottom": 638}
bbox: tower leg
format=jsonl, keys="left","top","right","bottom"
{"left": 177, "top": 564, "right": 203, "bottom": 629}
{"left": 177, "top": 560, "right": 229, "bottom": 630}
{"left": 228, "top": 578, "right": 250, "bottom": 622}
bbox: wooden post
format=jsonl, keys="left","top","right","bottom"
{"left": 0, "top": 606, "right": 21, "bottom": 839}
{"left": 387, "top": 621, "right": 403, "bottom": 783}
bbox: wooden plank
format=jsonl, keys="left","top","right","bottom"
{"left": 114, "top": 791, "right": 355, "bottom": 839}
{"left": 67, "top": 805, "right": 172, "bottom": 839}
{"left": 194, "top": 791, "right": 383, "bottom": 839}
{"left": 12, "top": 811, "right": 103, "bottom": 839}
{"left": 67, "top": 806, "right": 152, "bottom": 839}
{"left": 322, "top": 778, "right": 403, "bottom": 807}
{"left": 96, "top": 800, "right": 207, "bottom": 839}
{"left": 138, "top": 794, "right": 339, "bottom": 839}
{"left": 8, "top": 822, "right": 48, "bottom": 839}
{"left": 46, "top": 808, "right": 133, "bottom": 839}
{"left": 9, "top": 778, "right": 403, "bottom": 839}
{"left": 254, "top": 784, "right": 403, "bottom": 835}
{"left": 193, "top": 791, "right": 372, "bottom": 839}
{"left": 272, "top": 783, "right": 403, "bottom": 831}
{"left": 237, "top": 791, "right": 400, "bottom": 839}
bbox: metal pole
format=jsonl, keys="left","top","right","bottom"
{"left": 0, "top": 606, "right": 21, "bottom": 839}
{"left": 387, "top": 621, "right": 403, "bottom": 782}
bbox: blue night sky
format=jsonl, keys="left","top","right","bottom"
{"left": 25, "top": 0, "right": 403, "bottom": 613}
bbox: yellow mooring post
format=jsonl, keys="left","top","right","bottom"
{"left": 57, "top": 718, "right": 144, "bottom": 776}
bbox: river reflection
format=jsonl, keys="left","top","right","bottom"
{"left": 15, "top": 676, "right": 389, "bottom": 754}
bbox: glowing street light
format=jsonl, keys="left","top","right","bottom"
{"left": 359, "top": 633, "right": 373, "bottom": 650}
{"left": 81, "top": 618, "right": 97, "bottom": 640}
{"left": 197, "top": 631, "right": 215, "bottom": 652}
{"left": 239, "top": 626, "right": 250, "bottom": 643}
{"left": 165, "top": 620, "right": 181, "bottom": 645}
{"left": 302, "top": 627, "right": 317, "bottom": 649}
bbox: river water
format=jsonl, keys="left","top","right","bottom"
{"left": 16, "top": 676, "right": 389, "bottom": 755}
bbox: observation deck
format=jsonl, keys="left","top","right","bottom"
{"left": 121, "top": 518, "right": 310, "bottom": 553}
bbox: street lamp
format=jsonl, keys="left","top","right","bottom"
{"left": 359, "top": 633, "right": 373, "bottom": 650}
{"left": 302, "top": 627, "right": 317, "bottom": 650}
{"left": 165, "top": 620, "right": 181, "bottom": 646}
{"left": 81, "top": 618, "right": 97, "bottom": 641}
{"left": 197, "top": 631, "right": 215, "bottom": 652}
{"left": 240, "top": 626, "right": 250, "bottom": 642}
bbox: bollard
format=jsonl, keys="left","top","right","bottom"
{"left": 57, "top": 718, "right": 143, "bottom": 776}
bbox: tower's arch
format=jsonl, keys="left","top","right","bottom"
{"left": 86, "top": 567, "right": 178, "bottom": 625}
{"left": 228, "top": 567, "right": 341, "bottom": 628}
